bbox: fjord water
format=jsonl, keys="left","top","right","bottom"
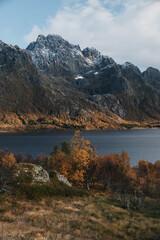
{"left": 0, "top": 129, "right": 160, "bottom": 166}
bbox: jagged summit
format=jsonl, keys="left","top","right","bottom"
{"left": 27, "top": 34, "right": 79, "bottom": 52}
{"left": 122, "top": 62, "right": 134, "bottom": 68}
{"left": 82, "top": 47, "right": 100, "bottom": 60}
{"left": 26, "top": 34, "right": 116, "bottom": 78}
{"left": 142, "top": 67, "right": 160, "bottom": 88}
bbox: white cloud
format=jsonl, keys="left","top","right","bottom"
{"left": 24, "top": 0, "right": 160, "bottom": 71}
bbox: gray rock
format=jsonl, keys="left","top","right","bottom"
{"left": 56, "top": 171, "right": 71, "bottom": 187}
{"left": 142, "top": 67, "right": 160, "bottom": 88}
{"left": 13, "top": 163, "right": 50, "bottom": 183}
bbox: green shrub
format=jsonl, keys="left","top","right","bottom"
{"left": 37, "top": 117, "right": 46, "bottom": 123}
{"left": 28, "top": 120, "right": 36, "bottom": 125}
{"left": 13, "top": 175, "right": 88, "bottom": 200}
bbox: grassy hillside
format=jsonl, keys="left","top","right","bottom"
{"left": 0, "top": 193, "right": 160, "bottom": 240}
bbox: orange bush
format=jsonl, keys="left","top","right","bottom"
{"left": 0, "top": 150, "right": 16, "bottom": 168}
{"left": 94, "top": 152, "right": 136, "bottom": 193}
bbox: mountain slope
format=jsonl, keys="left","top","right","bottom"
{"left": 0, "top": 34, "right": 160, "bottom": 131}
{"left": 0, "top": 38, "right": 124, "bottom": 131}
{"left": 27, "top": 34, "right": 160, "bottom": 122}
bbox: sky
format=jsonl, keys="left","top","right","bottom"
{"left": 0, "top": 0, "right": 160, "bottom": 71}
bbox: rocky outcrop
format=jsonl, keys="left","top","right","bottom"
{"left": 56, "top": 172, "right": 71, "bottom": 187}
{"left": 13, "top": 163, "right": 72, "bottom": 187}
{"left": 13, "top": 163, "right": 50, "bottom": 183}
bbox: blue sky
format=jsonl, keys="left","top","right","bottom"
{"left": 0, "top": 0, "right": 160, "bottom": 70}
{"left": 0, "top": 0, "right": 63, "bottom": 47}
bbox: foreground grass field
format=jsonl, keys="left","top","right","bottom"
{"left": 0, "top": 193, "right": 160, "bottom": 240}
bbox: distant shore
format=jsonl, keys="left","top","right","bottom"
{"left": 0, "top": 121, "right": 159, "bottom": 134}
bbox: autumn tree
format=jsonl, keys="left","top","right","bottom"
{"left": 51, "top": 148, "right": 72, "bottom": 179}
{"left": 136, "top": 160, "right": 156, "bottom": 196}
{"left": 70, "top": 130, "right": 97, "bottom": 189}
{"left": 0, "top": 150, "right": 16, "bottom": 168}
{"left": 154, "top": 160, "right": 160, "bottom": 198}
{"left": 137, "top": 160, "right": 149, "bottom": 179}
{"left": 95, "top": 154, "right": 122, "bottom": 189}
{"left": 0, "top": 150, "right": 16, "bottom": 194}
{"left": 94, "top": 151, "right": 136, "bottom": 194}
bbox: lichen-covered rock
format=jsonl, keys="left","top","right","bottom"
{"left": 13, "top": 163, "right": 50, "bottom": 183}
{"left": 56, "top": 172, "right": 71, "bottom": 187}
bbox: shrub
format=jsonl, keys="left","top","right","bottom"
{"left": 14, "top": 178, "right": 87, "bottom": 200}
{"left": 28, "top": 120, "right": 36, "bottom": 125}
{"left": 94, "top": 152, "right": 136, "bottom": 194}
{"left": 37, "top": 117, "right": 46, "bottom": 123}
{"left": 34, "top": 153, "right": 51, "bottom": 172}
{"left": 0, "top": 150, "right": 16, "bottom": 168}
{"left": 0, "top": 150, "right": 16, "bottom": 194}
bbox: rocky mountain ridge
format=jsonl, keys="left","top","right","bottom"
{"left": 0, "top": 34, "right": 160, "bottom": 131}
{"left": 26, "top": 34, "right": 114, "bottom": 79}
{"left": 27, "top": 34, "right": 160, "bottom": 121}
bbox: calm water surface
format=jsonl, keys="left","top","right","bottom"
{"left": 0, "top": 129, "right": 160, "bottom": 166}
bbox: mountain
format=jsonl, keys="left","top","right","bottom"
{"left": 27, "top": 34, "right": 160, "bottom": 121}
{"left": 0, "top": 34, "right": 160, "bottom": 131}
{"left": 26, "top": 34, "right": 114, "bottom": 78}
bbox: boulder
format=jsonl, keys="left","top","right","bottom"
{"left": 13, "top": 163, "right": 50, "bottom": 183}
{"left": 56, "top": 171, "right": 71, "bottom": 187}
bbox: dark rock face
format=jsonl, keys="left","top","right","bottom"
{"left": 27, "top": 34, "right": 94, "bottom": 77}
{"left": 142, "top": 67, "right": 160, "bottom": 89}
{"left": 120, "top": 62, "right": 142, "bottom": 83}
{"left": 0, "top": 34, "right": 160, "bottom": 125}
{"left": 0, "top": 39, "right": 98, "bottom": 119}
{"left": 26, "top": 34, "right": 115, "bottom": 80}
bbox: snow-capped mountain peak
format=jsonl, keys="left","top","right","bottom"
{"left": 26, "top": 34, "right": 115, "bottom": 78}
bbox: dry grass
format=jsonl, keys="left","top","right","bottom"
{"left": 0, "top": 194, "right": 160, "bottom": 240}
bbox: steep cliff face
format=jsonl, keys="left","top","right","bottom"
{"left": 142, "top": 67, "right": 160, "bottom": 89}
{"left": 0, "top": 40, "right": 44, "bottom": 113}
{"left": 0, "top": 40, "right": 95, "bottom": 114}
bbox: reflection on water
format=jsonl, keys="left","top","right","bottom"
{"left": 0, "top": 129, "right": 160, "bottom": 166}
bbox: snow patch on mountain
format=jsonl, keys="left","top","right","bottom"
{"left": 75, "top": 75, "right": 84, "bottom": 79}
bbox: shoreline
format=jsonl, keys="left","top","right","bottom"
{"left": 0, "top": 127, "right": 159, "bottom": 165}
{"left": 0, "top": 125, "right": 159, "bottom": 137}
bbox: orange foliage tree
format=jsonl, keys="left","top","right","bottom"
{"left": 0, "top": 150, "right": 16, "bottom": 194}
{"left": 95, "top": 154, "right": 122, "bottom": 189}
{"left": 95, "top": 151, "right": 136, "bottom": 194}
{"left": 51, "top": 131, "right": 97, "bottom": 189}
{"left": 154, "top": 161, "right": 160, "bottom": 198}
{"left": 51, "top": 149, "right": 72, "bottom": 179}
{"left": 0, "top": 150, "right": 16, "bottom": 168}
{"left": 70, "top": 130, "right": 97, "bottom": 189}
